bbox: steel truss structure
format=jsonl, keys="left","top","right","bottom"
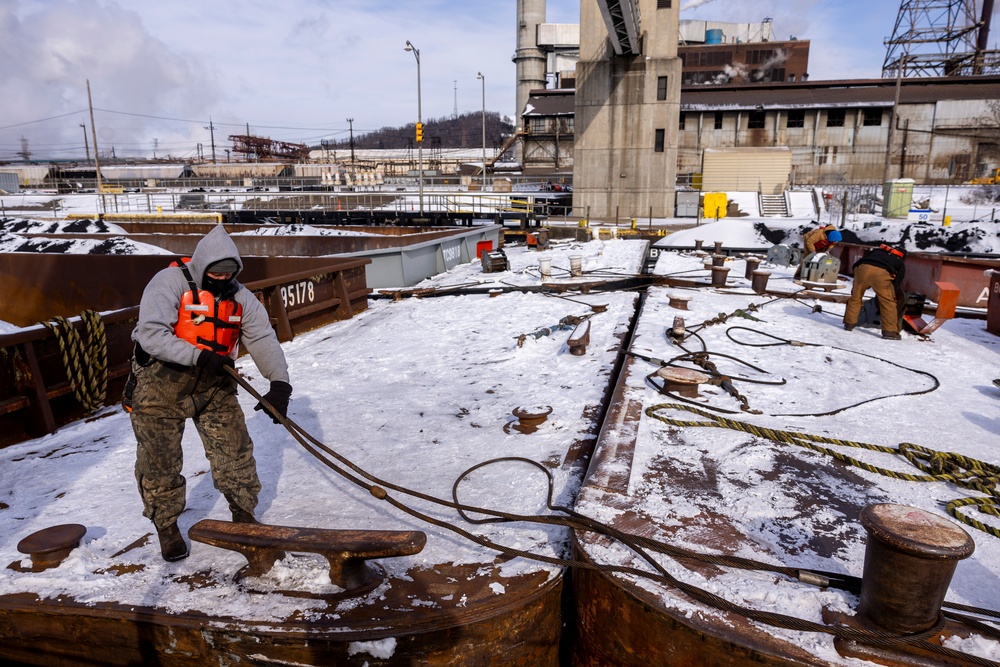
{"left": 883, "top": 0, "right": 1000, "bottom": 77}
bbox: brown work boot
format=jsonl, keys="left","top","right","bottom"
{"left": 843, "top": 323, "right": 855, "bottom": 331}
{"left": 882, "top": 331, "right": 902, "bottom": 340}
{"left": 157, "top": 523, "right": 189, "bottom": 562}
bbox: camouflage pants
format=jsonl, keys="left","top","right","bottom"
{"left": 130, "top": 359, "right": 261, "bottom": 530}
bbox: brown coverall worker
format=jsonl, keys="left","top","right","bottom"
{"left": 843, "top": 244, "right": 907, "bottom": 339}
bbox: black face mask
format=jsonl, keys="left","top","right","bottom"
{"left": 202, "top": 274, "right": 237, "bottom": 298}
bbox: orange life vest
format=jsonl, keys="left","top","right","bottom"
{"left": 171, "top": 259, "right": 243, "bottom": 355}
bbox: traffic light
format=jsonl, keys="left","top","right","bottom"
{"left": 415, "top": 122, "right": 424, "bottom": 143}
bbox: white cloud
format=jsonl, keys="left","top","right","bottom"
{"left": 0, "top": 0, "right": 219, "bottom": 161}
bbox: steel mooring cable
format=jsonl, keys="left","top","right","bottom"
{"left": 634, "top": 302, "right": 941, "bottom": 417}
{"left": 232, "top": 369, "right": 1000, "bottom": 665}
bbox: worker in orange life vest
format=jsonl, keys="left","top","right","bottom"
{"left": 128, "top": 225, "right": 292, "bottom": 562}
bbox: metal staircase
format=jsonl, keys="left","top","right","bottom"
{"left": 759, "top": 193, "right": 789, "bottom": 217}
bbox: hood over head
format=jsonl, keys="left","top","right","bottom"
{"left": 188, "top": 225, "right": 243, "bottom": 287}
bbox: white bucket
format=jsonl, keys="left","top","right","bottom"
{"left": 539, "top": 256, "right": 552, "bottom": 278}
{"left": 570, "top": 255, "right": 583, "bottom": 277}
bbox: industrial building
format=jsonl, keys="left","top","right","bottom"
{"left": 572, "top": 0, "right": 682, "bottom": 220}
{"left": 519, "top": 74, "right": 1000, "bottom": 188}
{"left": 514, "top": 0, "right": 1000, "bottom": 193}
{"left": 677, "top": 19, "right": 811, "bottom": 85}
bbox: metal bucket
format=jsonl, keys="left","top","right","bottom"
{"left": 857, "top": 504, "right": 975, "bottom": 634}
{"left": 539, "top": 256, "right": 552, "bottom": 278}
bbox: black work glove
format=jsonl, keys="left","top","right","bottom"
{"left": 196, "top": 349, "right": 235, "bottom": 376}
{"left": 254, "top": 381, "right": 292, "bottom": 423}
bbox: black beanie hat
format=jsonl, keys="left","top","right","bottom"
{"left": 207, "top": 259, "right": 239, "bottom": 274}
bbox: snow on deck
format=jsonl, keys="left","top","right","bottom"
{"left": 0, "top": 237, "right": 642, "bottom": 623}
{"left": 573, "top": 249, "right": 1000, "bottom": 664}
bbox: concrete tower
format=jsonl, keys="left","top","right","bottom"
{"left": 514, "top": 0, "right": 547, "bottom": 161}
{"left": 574, "top": 0, "right": 682, "bottom": 220}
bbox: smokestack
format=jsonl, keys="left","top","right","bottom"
{"left": 514, "top": 0, "right": 547, "bottom": 162}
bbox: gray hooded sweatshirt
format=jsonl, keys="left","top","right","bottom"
{"left": 131, "top": 225, "right": 290, "bottom": 384}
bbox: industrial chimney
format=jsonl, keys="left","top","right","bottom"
{"left": 514, "top": 0, "right": 547, "bottom": 162}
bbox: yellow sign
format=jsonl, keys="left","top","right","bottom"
{"left": 703, "top": 192, "right": 728, "bottom": 219}
{"left": 99, "top": 185, "right": 124, "bottom": 194}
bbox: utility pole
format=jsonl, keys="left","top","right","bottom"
{"left": 883, "top": 52, "right": 906, "bottom": 185}
{"left": 404, "top": 40, "right": 424, "bottom": 216}
{"left": 347, "top": 118, "right": 356, "bottom": 164}
{"left": 205, "top": 117, "right": 217, "bottom": 163}
{"left": 80, "top": 123, "right": 90, "bottom": 164}
{"left": 87, "top": 78, "right": 103, "bottom": 195}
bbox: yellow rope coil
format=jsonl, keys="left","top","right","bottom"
{"left": 41, "top": 310, "right": 108, "bottom": 415}
{"left": 646, "top": 403, "right": 1000, "bottom": 539}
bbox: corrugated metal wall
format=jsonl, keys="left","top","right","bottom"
{"left": 701, "top": 147, "right": 791, "bottom": 193}
{"left": 99, "top": 165, "right": 187, "bottom": 180}
{"left": 2, "top": 165, "right": 51, "bottom": 186}
{"left": 0, "top": 172, "right": 19, "bottom": 193}
{"left": 189, "top": 163, "right": 290, "bottom": 178}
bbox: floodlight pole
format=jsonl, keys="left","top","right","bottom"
{"left": 405, "top": 40, "right": 424, "bottom": 216}
{"left": 477, "top": 72, "right": 487, "bottom": 190}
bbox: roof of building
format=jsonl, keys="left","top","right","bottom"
{"left": 523, "top": 89, "right": 576, "bottom": 117}
{"left": 522, "top": 75, "right": 1000, "bottom": 118}
{"left": 680, "top": 75, "right": 1000, "bottom": 110}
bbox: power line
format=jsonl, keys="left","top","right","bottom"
{"left": 91, "top": 107, "right": 347, "bottom": 133}
{"left": 0, "top": 110, "right": 89, "bottom": 131}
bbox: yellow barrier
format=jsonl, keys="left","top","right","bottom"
{"left": 66, "top": 213, "right": 223, "bottom": 222}
{"left": 703, "top": 192, "right": 727, "bottom": 220}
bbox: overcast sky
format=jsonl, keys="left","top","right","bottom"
{"left": 1, "top": 0, "right": 996, "bottom": 162}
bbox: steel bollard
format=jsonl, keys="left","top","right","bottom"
{"left": 751, "top": 270, "right": 771, "bottom": 294}
{"left": 710, "top": 266, "right": 730, "bottom": 288}
{"left": 857, "top": 504, "right": 975, "bottom": 634}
